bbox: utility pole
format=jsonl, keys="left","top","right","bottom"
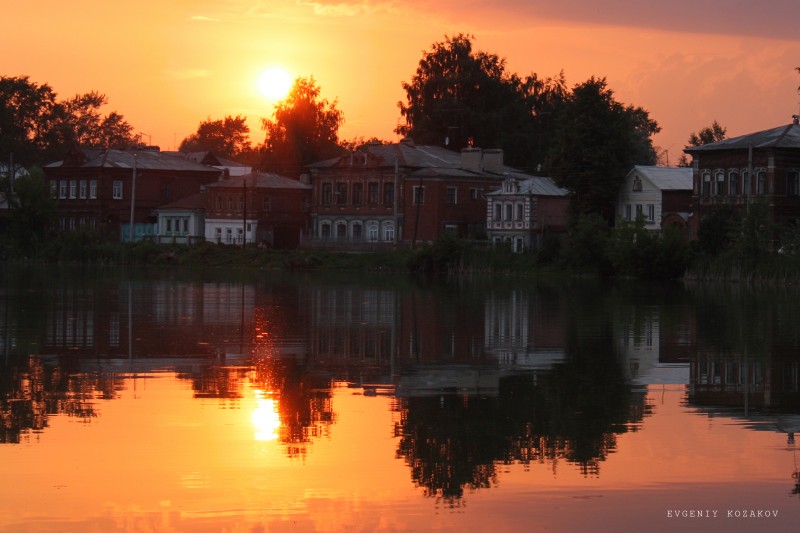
{"left": 128, "top": 154, "right": 137, "bottom": 242}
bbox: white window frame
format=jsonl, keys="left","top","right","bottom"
{"left": 112, "top": 180, "right": 123, "bottom": 200}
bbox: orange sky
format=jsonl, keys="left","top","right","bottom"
{"left": 5, "top": 1, "right": 800, "bottom": 164}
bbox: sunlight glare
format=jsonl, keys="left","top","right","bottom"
{"left": 257, "top": 67, "right": 293, "bottom": 101}
{"left": 252, "top": 389, "right": 281, "bottom": 441}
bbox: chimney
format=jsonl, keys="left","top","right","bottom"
{"left": 793, "top": 115, "right": 799, "bottom": 125}
{"left": 461, "top": 147, "right": 483, "bottom": 172}
{"left": 483, "top": 149, "right": 503, "bottom": 173}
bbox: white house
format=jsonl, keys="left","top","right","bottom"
{"left": 617, "top": 166, "right": 692, "bottom": 232}
{"left": 153, "top": 192, "right": 206, "bottom": 244}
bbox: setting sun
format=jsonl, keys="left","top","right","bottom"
{"left": 257, "top": 67, "right": 293, "bottom": 101}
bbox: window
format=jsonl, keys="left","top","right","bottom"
{"left": 225, "top": 228, "right": 233, "bottom": 243}
{"left": 368, "top": 224, "right": 378, "bottom": 242}
{"left": 470, "top": 187, "right": 479, "bottom": 200}
{"left": 384, "top": 223, "right": 394, "bottom": 241}
{"left": 742, "top": 171, "right": 751, "bottom": 196}
{"left": 50, "top": 181, "right": 57, "bottom": 198}
{"left": 352, "top": 183, "right": 363, "bottom": 205}
{"left": 353, "top": 223, "right": 363, "bottom": 240}
{"left": 238, "top": 195, "right": 244, "bottom": 211}
{"left": 504, "top": 203, "right": 512, "bottom": 221}
{"left": 336, "top": 182, "right": 348, "bottom": 204}
{"left": 368, "top": 182, "right": 379, "bottom": 204}
{"left": 788, "top": 171, "right": 800, "bottom": 197}
{"left": 444, "top": 224, "right": 457, "bottom": 235}
{"left": 494, "top": 203, "right": 501, "bottom": 222}
{"left": 79, "top": 180, "right": 87, "bottom": 199}
{"left": 216, "top": 195, "right": 223, "bottom": 210}
{"left": 112, "top": 181, "right": 123, "bottom": 199}
{"left": 446, "top": 186, "right": 457, "bottom": 206}
{"left": 166, "top": 219, "right": 172, "bottom": 233}
{"left": 715, "top": 171, "right": 725, "bottom": 196}
{"left": 728, "top": 171, "right": 739, "bottom": 196}
{"left": 701, "top": 172, "right": 711, "bottom": 196}
{"left": 413, "top": 186, "right": 425, "bottom": 205}
{"left": 515, "top": 203, "right": 523, "bottom": 221}
{"left": 321, "top": 183, "right": 332, "bottom": 204}
{"left": 69, "top": 180, "right": 77, "bottom": 199}
{"left": 89, "top": 180, "right": 97, "bottom": 199}
{"left": 336, "top": 223, "right": 347, "bottom": 239}
{"left": 757, "top": 170, "right": 767, "bottom": 195}
{"left": 227, "top": 196, "right": 235, "bottom": 210}
{"left": 215, "top": 227, "right": 222, "bottom": 240}
{"left": 384, "top": 183, "right": 394, "bottom": 205}
{"left": 263, "top": 197, "right": 271, "bottom": 211}
{"left": 647, "top": 204, "right": 655, "bottom": 222}
{"left": 321, "top": 223, "right": 331, "bottom": 238}
{"left": 636, "top": 204, "right": 643, "bottom": 218}
{"left": 625, "top": 204, "right": 632, "bottom": 221}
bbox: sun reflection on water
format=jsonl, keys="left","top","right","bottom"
{"left": 252, "top": 389, "right": 281, "bottom": 441}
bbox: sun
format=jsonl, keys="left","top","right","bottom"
{"left": 257, "top": 67, "right": 293, "bottom": 101}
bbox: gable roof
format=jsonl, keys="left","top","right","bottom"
{"left": 684, "top": 123, "right": 800, "bottom": 153}
{"left": 628, "top": 166, "right": 692, "bottom": 191}
{"left": 49, "top": 149, "right": 222, "bottom": 173}
{"left": 486, "top": 176, "right": 569, "bottom": 197}
{"left": 156, "top": 192, "right": 207, "bottom": 211}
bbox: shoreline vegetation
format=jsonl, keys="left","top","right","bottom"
{"left": 5, "top": 221, "right": 800, "bottom": 283}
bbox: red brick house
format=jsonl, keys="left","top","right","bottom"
{"left": 44, "top": 148, "right": 222, "bottom": 241}
{"left": 684, "top": 120, "right": 800, "bottom": 237}
{"left": 203, "top": 171, "right": 311, "bottom": 249}
{"left": 305, "top": 140, "right": 508, "bottom": 248}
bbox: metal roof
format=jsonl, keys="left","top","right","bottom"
{"left": 629, "top": 165, "right": 692, "bottom": 190}
{"left": 156, "top": 192, "right": 207, "bottom": 211}
{"left": 55, "top": 149, "right": 223, "bottom": 172}
{"left": 486, "top": 176, "right": 569, "bottom": 197}
{"left": 684, "top": 123, "right": 800, "bottom": 153}
{"left": 205, "top": 172, "right": 311, "bottom": 190}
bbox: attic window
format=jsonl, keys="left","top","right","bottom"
{"left": 632, "top": 177, "right": 642, "bottom": 192}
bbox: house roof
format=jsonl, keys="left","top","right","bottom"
{"left": 628, "top": 166, "right": 692, "bottom": 190}
{"left": 156, "top": 192, "right": 207, "bottom": 211}
{"left": 308, "top": 140, "right": 516, "bottom": 177}
{"left": 49, "top": 149, "right": 222, "bottom": 173}
{"left": 486, "top": 176, "right": 569, "bottom": 197}
{"left": 205, "top": 171, "right": 311, "bottom": 190}
{"left": 684, "top": 123, "right": 800, "bottom": 153}
{"left": 164, "top": 151, "right": 250, "bottom": 170}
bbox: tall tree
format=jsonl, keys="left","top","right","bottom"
{"left": 260, "top": 77, "right": 344, "bottom": 176}
{"left": 396, "top": 34, "right": 566, "bottom": 169}
{"left": 677, "top": 120, "right": 727, "bottom": 166}
{"left": 546, "top": 77, "right": 660, "bottom": 221}
{"left": 6, "top": 168, "right": 57, "bottom": 254}
{"left": 0, "top": 76, "right": 136, "bottom": 167}
{"left": 179, "top": 115, "right": 252, "bottom": 159}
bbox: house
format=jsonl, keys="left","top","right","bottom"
{"left": 203, "top": 171, "right": 311, "bottom": 248}
{"left": 684, "top": 119, "right": 800, "bottom": 237}
{"left": 616, "top": 166, "right": 693, "bottom": 234}
{"left": 43, "top": 148, "right": 222, "bottom": 241}
{"left": 153, "top": 192, "right": 206, "bottom": 245}
{"left": 164, "top": 150, "right": 252, "bottom": 176}
{"left": 305, "top": 140, "right": 512, "bottom": 249}
{"left": 486, "top": 175, "right": 569, "bottom": 252}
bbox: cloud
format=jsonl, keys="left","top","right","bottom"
{"left": 295, "top": 0, "right": 398, "bottom": 17}
{"left": 163, "top": 69, "right": 211, "bottom": 80}
{"left": 188, "top": 15, "right": 220, "bottom": 22}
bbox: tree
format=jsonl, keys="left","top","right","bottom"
{"left": 0, "top": 76, "right": 136, "bottom": 167}
{"left": 396, "top": 33, "right": 567, "bottom": 169}
{"left": 678, "top": 120, "right": 726, "bottom": 166}
{"left": 6, "top": 168, "right": 57, "bottom": 254}
{"left": 260, "top": 77, "right": 344, "bottom": 176}
{"left": 179, "top": 115, "right": 252, "bottom": 160}
{"left": 546, "top": 77, "right": 660, "bottom": 221}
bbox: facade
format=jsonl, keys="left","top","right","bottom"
{"left": 684, "top": 120, "right": 800, "bottom": 237}
{"left": 305, "top": 141, "right": 509, "bottom": 249}
{"left": 153, "top": 193, "right": 206, "bottom": 244}
{"left": 617, "top": 166, "right": 692, "bottom": 234}
{"left": 203, "top": 171, "right": 311, "bottom": 248}
{"left": 43, "top": 148, "right": 221, "bottom": 241}
{"left": 485, "top": 176, "right": 569, "bottom": 252}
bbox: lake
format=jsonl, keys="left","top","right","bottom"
{"left": 0, "top": 266, "right": 798, "bottom": 532}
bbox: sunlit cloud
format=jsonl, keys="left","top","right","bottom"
{"left": 296, "top": 0, "right": 398, "bottom": 17}
{"left": 188, "top": 15, "right": 220, "bottom": 22}
{"left": 163, "top": 69, "right": 211, "bottom": 80}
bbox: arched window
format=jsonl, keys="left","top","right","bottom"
{"left": 728, "top": 171, "right": 738, "bottom": 196}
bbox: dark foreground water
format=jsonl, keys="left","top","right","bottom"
{"left": 0, "top": 266, "right": 798, "bottom": 532}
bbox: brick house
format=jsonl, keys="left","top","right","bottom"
{"left": 305, "top": 140, "right": 508, "bottom": 248}
{"left": 203, "top": 171, "right": 311, "bottom": 248}
{"left": 486, "top": 175, "right": 569, "bottom": 252}
{"left": 684, "top": 120, "right": 800, "bottom": 237}
{"left": 616, "top": 166, "right": 693, "bottom": 235}
{"left": 44, "top": 148, "right": 221, "bottom": 241}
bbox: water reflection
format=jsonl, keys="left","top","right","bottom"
{"left": 2, "top": 268, "right": 800, "bottom": 509}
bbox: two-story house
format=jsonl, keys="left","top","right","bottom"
{"left": 617, "top": 166, "right": 693, "bottom": 235}
{"left": 44, "top": 148, "right": 222, "bottom": 241}
{"left": 684, "top": 119, "right": 800, "bottom": 237}
{"left": 305, "top": 140, "right": 511, "bottom": 249}
{"left": 202, "top": 171, "right": 311, "bottom": 248}
{"left": 485, "top": 176, "right": 569, "bottom": 252}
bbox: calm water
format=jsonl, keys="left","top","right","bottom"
{"left": 0, "top": 266, "right": 799, "bottom": 532}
